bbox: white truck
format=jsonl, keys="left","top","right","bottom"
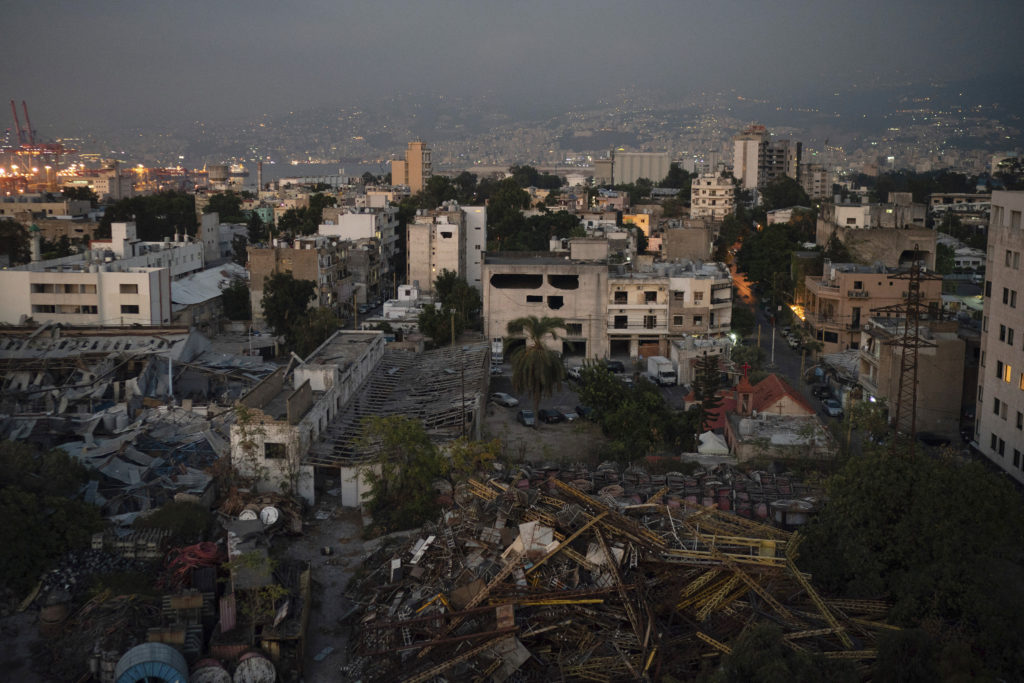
{"left": 646, "top": 355, "right": 677, "bottom": 386}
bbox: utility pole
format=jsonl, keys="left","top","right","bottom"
{"left": 871, "top": 247, "right": 941, "bottom": 456}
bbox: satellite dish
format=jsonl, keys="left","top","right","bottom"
{"left": 259, "top": 506, "right": 280, "bottom": 526}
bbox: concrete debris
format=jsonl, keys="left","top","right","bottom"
{"left": 342, "top": 462, "right": 888, "bottom": 682}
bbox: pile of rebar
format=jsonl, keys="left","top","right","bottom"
{"left": 342, "top": 464, "right": 890, "bottom": 682}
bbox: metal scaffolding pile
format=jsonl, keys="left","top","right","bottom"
{"left": 342, "top": 466, "right": 891, "bottom": 682}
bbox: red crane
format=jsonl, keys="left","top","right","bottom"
{"left": 21, "top": 101, "right": 34, "bottom": 145}
{"left": 10, "top": 100, "right": 25, "bottom": 145}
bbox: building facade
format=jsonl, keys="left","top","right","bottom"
{"left": 405, "top": 202, "right": 473, "bottom": 294}
{"left": 247, "top": 235, "right": 352, "bottom": 323}
{"left": 803, "top": 262, "right": 943, "bottom": 355}
{"left": 976, "top": 191, "right": 1024, "bottom": 482}
{"left": 689, "top": 173, "right": 735, "bottom": 221}
{"left": 390, "top": 140, "right": 432, "bottom": 194}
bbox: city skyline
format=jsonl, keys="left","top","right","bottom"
{"left": 3, "top": 0, "right": 1024, "bottom": 135}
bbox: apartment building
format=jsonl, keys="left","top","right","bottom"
{"left": 611, "top": 152, "right": 671, "bottom": 186}
{"left": 859, "top": 318, "right": 965, "bottom": 440}
{"left": 803, "top": 262, "right": 943, "bottom": 355}
{"left": 731, "top": 124, "right": 801, "bottom": 191}
{"left": 0, "top": 193, "right": 91, "bottom": 220}
{"left": 483, "top": 255, "right": 732, "bottom": 361}
{"left": 318, "top": 204, "right": 400, "bottom": 289}
{"left": 247, "top": 235, "right": 352, "bottom": 323}
{"left": 405, "top": 202, "right": 484, "bottom": 294}
{"left": 975, "top": 191, "right": 1024, "bottom": 482}
{"left": 390, "top": 140, "right": 432, "bottom": 194}
{"left": 0, "top": 222, "right": 207, "bottom": 326}
{"left": 798, "top": 163, "right": 830, "bottom": 201}
{"left": 689, "top": 173, "right": 735, "bottom": 221}
{"left": 815, "top": 193, "right": 935, "bottom": 270}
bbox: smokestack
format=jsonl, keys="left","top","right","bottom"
{"left": 257, "top": 161, "right": 263, "bottom": 190}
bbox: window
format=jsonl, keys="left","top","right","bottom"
{"left": 673, "top": 291, "right": 686, "bottom": 301}
{"left": 1003, "top": 402, "right": 1009, "bottom": 420}
{"left": 614, "top": 315, "right": 627, "bottom": 329}
{"left": 693, "top": 315, "right": 703, "bottom": 326}
{"left": 1017, "top": 412, "right": 1022, "bottom": 430}
{"left": 1003, "top": 288, "right": 1010, "bottom": 305}
{"left": 547, "top": 295, "right": 563, "bottom": 310}
{"left": 853, "top": 280, "right": 863, "bottom": 289}
{"left": 643, "top": 315, "right": 656, "bottom": 329}
{"left": 1005, "top": 364, "right": 1014, "bottom": 383}
{"left": 994, "top": 397, "right": 1001, "bottom": 415}
{"left": 1016, "top": 450, "right": 1022, "bottom": 468}
{"left": 1010, "top": 329, "right": 1016, "bottom": 346}
{"left": 824, "top": 331, "right": 839, "bottom": 343}
{"left": 526, "top": 295, "right": 542, "bottom": 303}
{"left": 644, "top": 291, "right": 657, "bottom": 303}
{"left": 1006, "top": 250, "right": 1013, "bottom": 267}
{"left": 119, "top": 283, "right": 139, "bottom": 294}
{"left": 120, "top": 305, "right": 140, "bottom": 314}
{"left": 565, "top": 323, "right": 582, "bottom": 336}
{"left": 673, "top": 315, "right": 684, "bottom": 326}
{"left": 1000, "top": 325, "right": 1006, "bottom": 342}
{"left": 693, "top": 291, "right": 704, "bottom": 302}
{"left": 32, "top": 304, "right": 55, "bottom": 313}
{"left": 1015, "top": 252, "right": 1021, "bottom": 269}
{"left": 614, "top": 291, "right": 628, "bottom": 304}
{"left": 985, "top": 281, "right": 992, "bottom": 298}
{"left": 991, "top": 433, "right": 998, "bottom": 450}
{"left": 264, "top": 443, "right": 287, "bottom": 459}
{"left": 999, "top": 438, "right": 1006, "bottom": 456}
{"left": 1013, "top": 291, "right": 1019, "bottom": 308}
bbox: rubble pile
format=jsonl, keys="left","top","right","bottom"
{"left": 342, "top": 464, "right": 889, "bottom": 682}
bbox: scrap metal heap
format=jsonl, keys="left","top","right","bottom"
{"left": 342, "top": 466, "right": 891, "bottom": 682}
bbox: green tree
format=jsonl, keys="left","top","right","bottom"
{"left": 416, "top": 175, "right": 457, "bottom": 209}
{"left": 0, "top": 218, "right": 31, "bottom": 264}
{"left": 692, "top": 353, "right": 723, "bottom": 432}
{"left": 358, "top": 416, "right": 447, "bottom": 531}
{"left": 730, "top": 305, "right": 756, "bottom": 339}
{"left": 231, "top": 234, "right": 249, "bottom": 266}
{"left": 759, "top": 175, "right": 811, "bottom": 212}
{"left": 505, "top": 316, "right": 565, "bottom": 418}
{"left": 433, "top": 269, "right": 482, "bottom": 328}
{"left": 293, "top": 306, "right": 341, "bottom": 357}
{"left": 486, "top": 178, "right": 531, "bottom": 249}
{"left": 935, "top": 242, "right": 955, "bottom": 274}
{"left": 221, "top": 277, "right": 252, "bottom": 321}
{"left": 98, "top": 191, "right": 197, "bottom": 241}
{"left": 708, "top": 623, "right": 858, "bottom": 683}
{"left": 800, "top": 452, "right": 1024, "bottom": 679}
{"left": 261, "top": 272, "right": 316, "bottom": 350}
{"left": 205, "top": 191, "right": 246, "bottom": 222}
{"left": 62, "top": 186, "right": 99, "bottom": 205}
{"left": 661, "top": 163, "right": 692, "bottom": 198}
{"left": 0, "top": 441, "right": 103, "bottom": 595}
{"left": 247, "top": 211, "right": 269, "bottom": 243}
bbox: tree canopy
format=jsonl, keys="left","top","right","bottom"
{"left": 221, "top": 276, "right": 251, "bottom": 321}
{"left": 506, "top": 316, "right": 565, "bottom": 417}
{"left": 417, "top": 270, "right": 482, "bottom": 346}
{"left": 759, "top": 175, "right": 811, "bottom": 212}
{"left": 205, "top": 191, "right": 246, "bottom": 223}
{"left": 0, "top": 441, "right": 104, "bottom": 596}
{"left": 98, "top": 191, "right": 197, "bottom": 241}
{"left": 799, "top": 452, "right": 1024, "bottom": 679}
{"left": 0, "top": 218, "right": 30, "bottom": 265}
{"left": 261, "top": 272, "right": 316, "bottom": 350}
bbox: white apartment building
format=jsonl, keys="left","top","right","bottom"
{"left": 689, "top": 173, "right": 735, "bottom": 221}
{"left": 0, "top": 222, "right": 207, "bottom": 326}
{"left": 976, "top": 191, "right": 1024, "bottom": 482}
{"left": 406, "top": 202, "right": 485, "bottom": 294}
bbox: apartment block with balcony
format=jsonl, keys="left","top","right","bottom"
{"left": 858, "top": 318, "right": 965, "bottom": 441}
{"left": 406, "top": 202, "right": 468, "bottom": 294}
{"left": 390, "top": 140, "right": 432, "bottom": 194}
{"left": 247, "top": 235, "right": 352, "bottom": 323}
{"left": 319, "top": 204, "right": 400, "bottom": 295}
{"left": 689, "top": 173, "right": 735, "bottom": 221}
{"left": 975, "top": 191, "right": 1024, "bottom": 482}
{"left": 803, "top": 262, "right": 943, "bottom": 355}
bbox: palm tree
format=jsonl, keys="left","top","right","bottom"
{"left": 505, "top": 315, "right": 565, "bottom": 420}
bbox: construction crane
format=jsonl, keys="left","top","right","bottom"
{"left": 8, "top": 100, "right": 75, "bottom": 167}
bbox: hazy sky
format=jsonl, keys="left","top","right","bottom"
{"left": 4, "top": 0, "right": 1023, "bottom": 133}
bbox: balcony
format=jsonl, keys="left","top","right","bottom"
{"left": 847, "top": 290, "right": 869, "bottom": 298}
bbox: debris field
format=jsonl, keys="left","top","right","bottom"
{"left": 342, "top": 464, "right": 891, "bottom": 682}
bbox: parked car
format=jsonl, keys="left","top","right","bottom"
{"left": 604, "top": 360, "right": 625, "bottom": 373}
{"left": 490, "top": 392, "right": 519, "bottom": 407}
{"left": 516, "top": 409, "right": 536, "bottom": 427}
{"left": 555, "top": 406, "right": 579, "bottom": 422}
{"left": 538, "top": 408, "right": 563, "bottom": 424}
{"left": 822, "top": 398, "right": 843, "bottom": 418}
{"left": 567, "top": 366, "right": 582, "bottom": 381}
{"left": 787, "top": 335, "right": 801, "bottom": 349}
{"left": 575, "top": 404, "right": 595, "bottom": 420}
{"left": 490, "top": 365, "right": 503, "bottom": 376}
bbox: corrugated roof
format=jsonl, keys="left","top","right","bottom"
{"left": 171, "top": 263, "right": 247, "bottom": 306}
